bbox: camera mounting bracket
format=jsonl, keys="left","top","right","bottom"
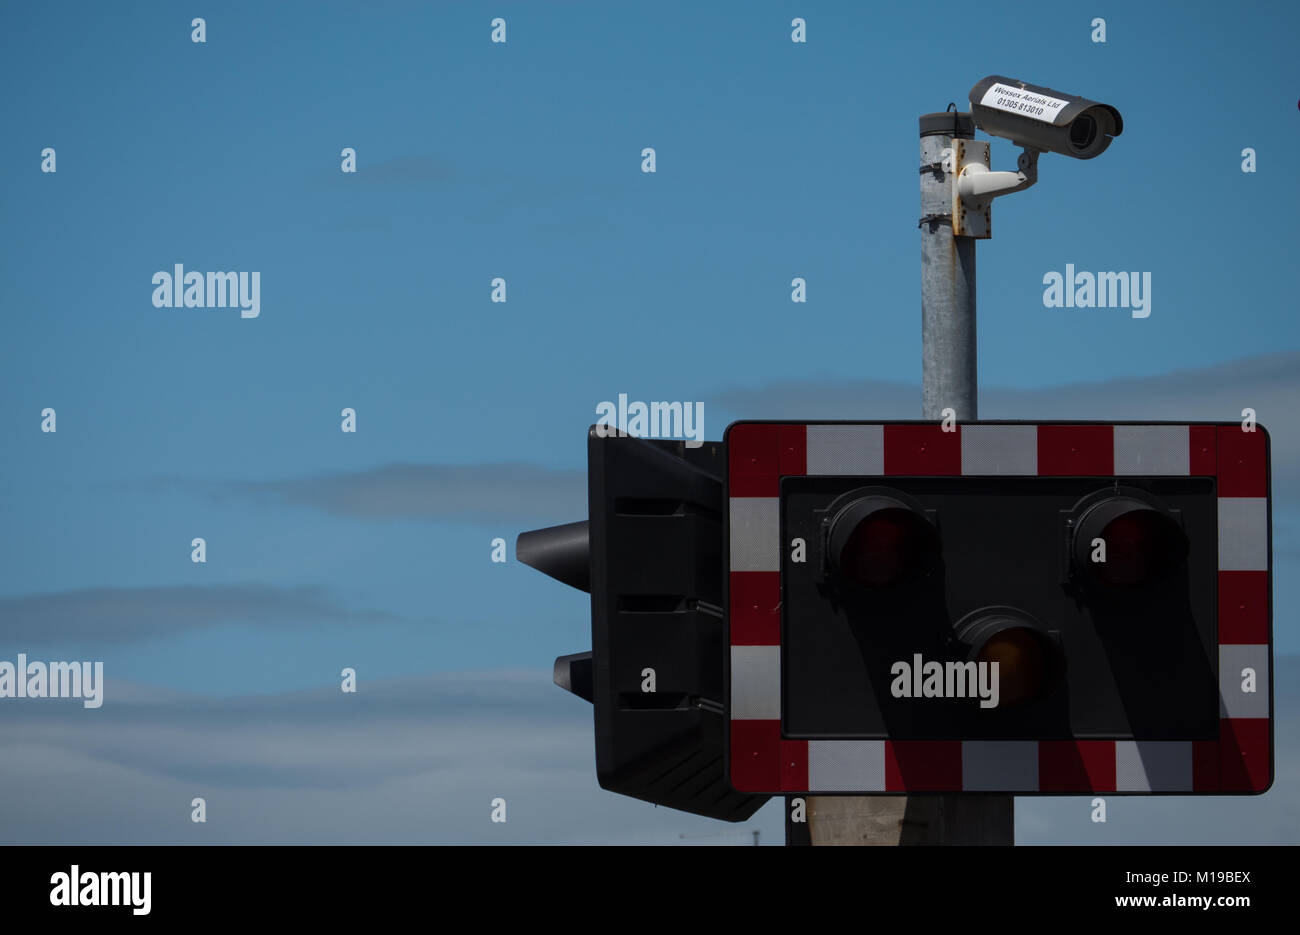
{"left": 952, "top": 142, "right": 1039, "bottom": 239}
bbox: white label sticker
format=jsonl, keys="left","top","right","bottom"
{"left": 979, "top": 83, "right": 1070, "bottom": 123}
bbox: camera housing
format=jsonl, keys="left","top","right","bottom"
{"left": 969, "top": 75, "right": 1122, "bottom": 159}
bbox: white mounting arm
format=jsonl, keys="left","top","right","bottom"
{"left": 957, "top": 147, "right": 1039, "bottom": 202}
{"left": 951, "top": 145, "right": 1040, "bottom": 238}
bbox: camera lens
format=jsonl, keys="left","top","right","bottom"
{"left": 1069, "top": 113, "right": 1098, "bottom": 152}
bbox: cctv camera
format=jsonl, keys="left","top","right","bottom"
{"left": 968, "top": 76, "right": 1122, "bottom": 159}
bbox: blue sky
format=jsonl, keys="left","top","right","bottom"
{"left": 0, "top": 1, "right": 1296, "bottom": 843}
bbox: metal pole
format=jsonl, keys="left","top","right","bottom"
{"left": 920, "top": 110, "right": 977, "bottom": 422}
{"left": 799, "top": 109, "right": 1012, "bottom": 846}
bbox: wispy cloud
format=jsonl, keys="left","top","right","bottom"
{"left": 173, "top": 462, "right": 586, "bottom": 524}
{"left": 154, "top": 353, "right": 1297, "bottom": 528}
{"left": 0, "top": 584, "right": 396, "bottom": 644}
{"left": 0, "top": 663, "right": 1292, "bottom": 844}
{"left": 0, "top": 669, "right": 782, "bottom": 844}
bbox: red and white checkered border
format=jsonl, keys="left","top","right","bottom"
{"left": 724, "top": 421, "right": 1272, "bottom": 795}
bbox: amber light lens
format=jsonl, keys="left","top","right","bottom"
{"left": 974, "top": 627, "right": 1053, "bottom": 708}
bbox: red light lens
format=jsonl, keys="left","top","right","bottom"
{"left": 838, "top": 508, "right": 935, "bottom": 589}
{"left": 1096, "top": 510, "right": 1185, "bottom": 586}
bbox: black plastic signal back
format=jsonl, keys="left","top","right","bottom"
{"left": 587, "top": 427, "right": 767, "bottom": 821}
